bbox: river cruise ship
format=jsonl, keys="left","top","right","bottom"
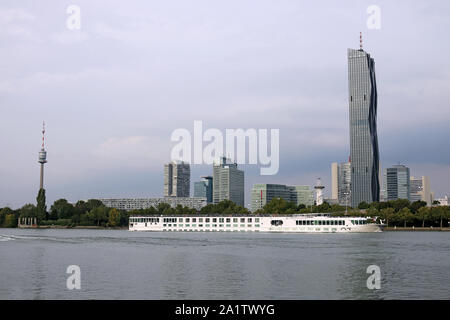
{"left": 129, "top": 213, "right": 383, "bottom": 233}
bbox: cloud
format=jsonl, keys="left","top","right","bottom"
{"left": 92, "top": 136, "right": 170, "bottom": 169}
{"left": 50, "top": 31, "right": 89, "bottom": 45}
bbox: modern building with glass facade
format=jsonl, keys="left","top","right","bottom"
{"left": 348, "top": 47, "right": 380, "bottom": 207}
{"left": 164, "top": 161, "right": 190, "bottom": 197}
{"left": 213, "top": 157, "right": 244, "bottom": 207}
{"left": 383, "top": 165, "right": 410, "bottom": 201}
{"left": 194, "top": 176, "right": 213, "bottom": 203}
{"left": 338, "top": 161, "right": 352, "bottom": 206}
{"left": 250, "top": 184, "right": 314, "bottom": 212}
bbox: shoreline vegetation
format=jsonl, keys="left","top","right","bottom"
{"left": 1, "top": 197, "right": 449, "bottom": 230}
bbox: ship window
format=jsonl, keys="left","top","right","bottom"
{"left": 226, "top": 218, "right": 231, "bottom": 223}
{"left": 248, "top": 218, "right": 252, "bottom": 223}
{"left": 240, "top": 218, "right": 245, "bottom": 223}
{"left": 233, "top": 218, "right": 238, "bottom": 223}
{"left": 255, "top": 218, "right": 260, "bottom": 223}
{"left": 271, "top": 220, "right": 283, "bottom": 226}
{"left": 199, "top": 218, "right": 203, "bottom": 223}
{"left": 186, "top": 218, "right": 190, "bottom": 223}
{"left": 179, "top": 218, "right": 183, "bottom": 222}
{"left": 219, "top": 218, "right": 224, "bottom": 223}
{"left": 192, "top": 218, "right": 196, "bottom": 222}
{"left": 213, "top": 218, "right": 217, "bottom": 223}
{"left": 206, "top": 218, "right": 210, "bottom": 223}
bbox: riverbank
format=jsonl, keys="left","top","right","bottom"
{"left": 385, "top": 227, "right": 450, "bottom": 231}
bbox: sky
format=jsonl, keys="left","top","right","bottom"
{"left": 1, "top": 0, "right": 449, "bottom": 209}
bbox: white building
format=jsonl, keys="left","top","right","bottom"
{"left": 100, "top": 197, "right": 207, "bottom": 211}
{"left": 410, "top": 176, "right": 432, "bottom": 206}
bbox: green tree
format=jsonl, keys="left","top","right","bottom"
{"left": 36, "top": 188, "right": 47, "bottom": 222}
{"left": 50, "top": 199, "right": 74, "bottom": 220}
{"left": 391, "top": 199, "right": 411, "bottom": 212}
{"left": 358, "top": 201, "right": 369, "bottom": 209}
{"left": 398, "top": 207, "right": 414, "bottom": 228}
{"left": 416, "top": 206, "right": 430, "bottom": 228}
{"left": 379, "top": 207, "right": 395, "bottom": 227}
{"left": 19, "top": 204, "right": 37, "bottom": 218}
{"left": 0, "top": 207, "right": 14, "bottom": 227}
{"left": 409, "top": 200, "right": 427, "bottom": 213}
{"left": 108, "top": 208, "right": 121, "bottom": 227}
{"left": 4, "top": 213, "right": 17, "bottom": 228}
{"left": 88, "top": 206, "right": 109, "bottom": 226}
{"left": 431, "top": 206, "right": 446, "bottom": 229}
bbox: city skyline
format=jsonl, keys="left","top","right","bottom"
{"left": 1, "top": 1, "right": 450, "bottom": 209}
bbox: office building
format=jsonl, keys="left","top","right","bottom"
{"left": 384, "top": 165, "right": 410, "bottom": 201}
{"left": 348, "top": 40, "right": 380, "bottom": 207}
{"left": 410, "top": 176, "right": 432, "bottom": 206}
{"left": 251, "top": 184, "right": 314, "bottom": 212}
{"left": 194, "top": 176, "right": 213, "bottom": 204}
{"left": 100, "top": 197, "right": 207, "bottom": 211}
{"left": 164, "top": 161, "right": 190, "bottom": 197}
{"left": 331, "top": 162, "right": 338, "bottom": 200}
{"left": 213, "top": 157, "right": 244, "bottom": 206}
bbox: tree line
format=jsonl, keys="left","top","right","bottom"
{"left": 0, "top": 198, "right": 250, "bottom": 228}
{"left": 1, "top": 197, "right": 449, "bottom": 229}
{"left": 254, "top": 197, "right": 450, "bottom": 228}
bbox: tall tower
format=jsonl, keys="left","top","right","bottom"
{"left": 38, "top": 121, "right": 47, "bottom": 189}
{"left": 164, "top": 161, "right": 190, "bottom": 197}
{"left": 314, "top": 178, "right": 325, "bottom": 206}
{"left": 348, "top": 33, "right": 380, "bottom": 207}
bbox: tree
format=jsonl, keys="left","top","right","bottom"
{"left": 36, "top": 188, "right": 47, "bottom": 222}
{"left": 0, "top": 207, "right": 13, "bottom": 227}
{"left": 379, "top": 207, "right": 395, "bottom": 227}
{"left": 88, "top": 206, "right": 108, "bottom": 226}
{"left": 4, "top": 213, "right": 17, "bottom": 228}
{"left": 398, "top": 207, "right": 414, "bottom": 228}
{"left": 431, "top": 206, "right": 446, "bottom": 229}
{"left": 410, "top": 200, "right": 427, "bottom": 213}
{"left": 19, "top": 204, "right": 37, "bottom": 218}
{"left": 416, "top": 207, "right": 430, "bottom": 228}
{"left": 108, "top": 208, "right": 121, "bottom": 227}
{"left": 358, "top": 202, "right": 369, "bottom": 209}
{"left": 50, "top": 199, "right": 74, "bottom": 220}
{"left": 391, "top": 199, "right": 411, "bottom": 212}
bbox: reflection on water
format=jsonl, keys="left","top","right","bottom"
{"left": 0, "top": 229, "right": 449, "bottom": 299}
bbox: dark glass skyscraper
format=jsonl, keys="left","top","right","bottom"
{"left": 348, "top": 47, "right": 380, "bottom": 207}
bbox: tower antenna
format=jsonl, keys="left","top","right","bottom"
{"left": 360, "top": 32, "right": 363, "bottom": 50}
{"left": 41, "top": 121, "right": 45, "bottom": 149}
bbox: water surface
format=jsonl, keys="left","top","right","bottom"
{"left": 0, "top": 228, "right": 449, "bottom": 299}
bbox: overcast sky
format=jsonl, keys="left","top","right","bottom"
{"left": 1, "top": 0, "right": 449, "bottom": 209}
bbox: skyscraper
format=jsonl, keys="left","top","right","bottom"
{"left": 384, "top": 165, "right": 410, "bottom": 201}
{"left": 213, "top": 157, "right": 244, "bottom": 206}
{"left": 348, "top": 37, "right": 380, "bottom": 207}
{"left": 331, "top": 162, "right": 338, "bottom": 200}
{"left": 194, "top": 176, "right": 213, "bottom": 203}
{"left": 164, "top": 161, "right": 190, "bottom": 197}
{"left": 410, "top": 176, "right": 432, "bottom": 205}
{"left": 338, "top": 161, "right": 352, "bottom": 206}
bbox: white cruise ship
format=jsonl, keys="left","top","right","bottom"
{"left": 129, "top": 213, "right": 383, "bottom": 233}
